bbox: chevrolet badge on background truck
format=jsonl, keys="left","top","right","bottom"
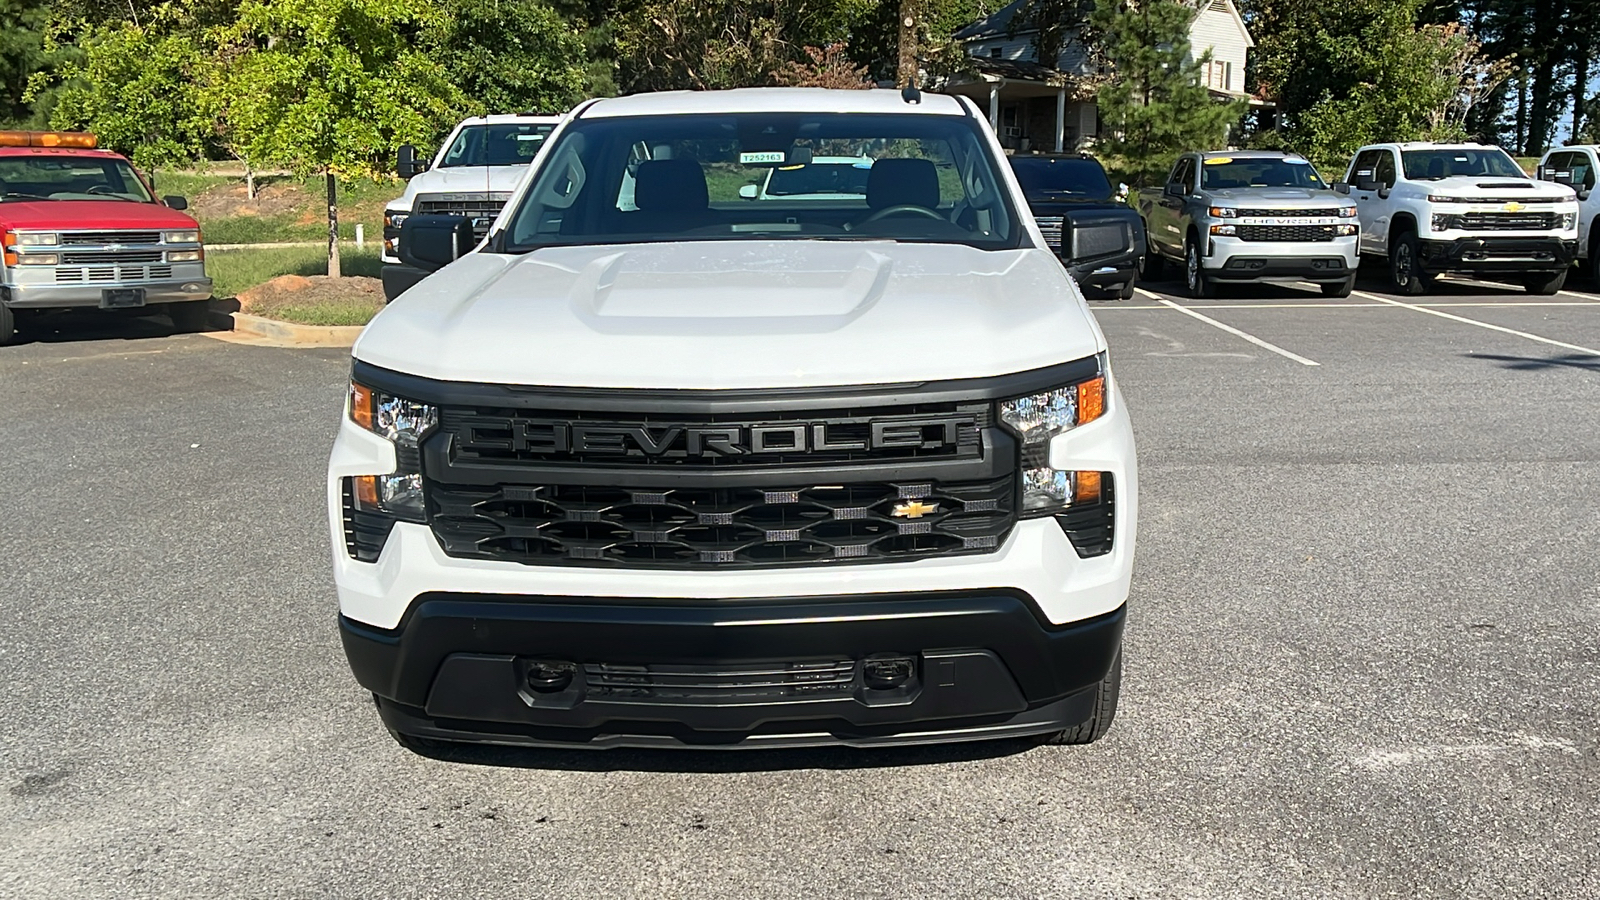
{"left": 330, "top": 88, "right": 1138, "bottom": 752}
{"left": 1139, "top": 150, "right": 1359, "bottom": 298}
{"left": 1338, "top": 142, "right": 1580, "bottom": 295}
{"left": 381, "top": 112, "right": 562, "bottom": 301}
{"left": 0, "top": 130, "right": 211, "bottom": 345}
{"left": 1536, "top": 144, "right": 1598, "bottom": 286}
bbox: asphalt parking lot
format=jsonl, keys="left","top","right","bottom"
{"left": 3, "top": 270, "right": 1598, "bottom": 899}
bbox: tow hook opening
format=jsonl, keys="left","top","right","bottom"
{"left": 863, "top": 655, "right": 916, "bottom": 690}
{"left": 525, "top": 660, "right": 576, "bottom": 693}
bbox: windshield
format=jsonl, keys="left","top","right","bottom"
{"left": 0, "top": 156, "right": 155, "bottom": 202}
{"left": 762, "top": 158, "right": 873, "bottom": 197}
{"left": 1401, "top": 148, "right": 1526, "bottom": 180}
{"left": 438, "top": 123, "right": 556, "bottom": 168}
{"left": 1009, "top": 157, "right": 1114, "bottom": 201}
{"left": 502, "top": 112, "right": 1021, "bottom": 251}
{"left": 1200, "top": 157, "right": 1325, "bottom": 189}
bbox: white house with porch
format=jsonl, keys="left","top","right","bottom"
{"left": 940, "top": 0, "right": 1255, "bottom": 153}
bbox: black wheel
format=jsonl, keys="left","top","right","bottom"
{"left": 1184, "top": 236, "right": 1216, "bottom": 299}
{"left": 1043, "top": 649, "right": 1122, "bottom": 745}
{"left": 1523, "top": 268, "right": 1567, "bottom": 296}
{"left": 1138, "top": 237, "right": 1165, "bottom": 281}
{"left": 1117, "top": 276, "right": 1136, "bottom": 301}
{"left": 1321, "top": 274, "right": 1356, "bottom": 298}
{"left": 166, "top": 300, "right": 212, "bottom": 333}
{"left": 0, "top": 303, "right": 14, "bottom": 345}
{"left": 1387, "top": 230, "right": 1431, "bottom": 295}
{"left": 1589, "top": 233, "right": 1599, "bottom": 288}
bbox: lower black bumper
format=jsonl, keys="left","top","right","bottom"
{"left": 1065, "top": 256, "right": 1139, "bottom": 291}
{"left": 343, "top": 591, "right": 1125, "bottom": 749}
{"left": 380, "top": 264, "right": 428, "bottom": 301}
{"left": 1418, "top": 237, "right": 1577, "bottom": 274}
{"left": 1208, "top": 256, "right": 1352, "bottom": 281}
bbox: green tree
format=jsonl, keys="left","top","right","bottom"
{"left": 613, "top": 0, "right": 851, "bottom": 92}
{"left": 431, "top": 0, "right": 587, "bottom": 114}
{"left": 1088, "top": 0, "right": 1244, "bottom": 186}
{"left": 209, "top": 0, "right": 466, "bottom": 276}
{"left": 0, "top": 0, "right": 56, "bottom": 126}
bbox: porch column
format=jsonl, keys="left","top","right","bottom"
{"left": 1055, "top": 87, "right": 1067, "bottom": 152}
{"left": 989, "top": 80, "right": 1001, "bottom": 131}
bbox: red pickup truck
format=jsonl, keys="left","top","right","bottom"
{"left": 0, "top": 131, "right": 212, "bottom": 344}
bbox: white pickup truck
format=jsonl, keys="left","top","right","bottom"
{"left": 1535, "top": 145, "right": 1598, "bottom": 286}
{"left": 381, "top": 113, "right": 562, "bottom": 300}
{"left": 1338, "top": 142, "right": 1580, "bottom": 295}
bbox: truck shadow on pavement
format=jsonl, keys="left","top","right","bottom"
{"left": 11, "top": 308, "right": 213, "bottom": 345}
{"left": 1465, "top": 352, "right": 1600, "bottom": 372}
{"left": 401, "top": 736, "right": 1047, "bottom": 772}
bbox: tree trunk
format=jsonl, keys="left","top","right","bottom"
{"left": 1573, "top": 28, "right": 1591, "bottom": 139}
{"left": 326, "top": 171, "right": 341, "bottom": 279}
{"left": 897, "top": 0, "right": 917, "bottom": 88}
{"left": 246, "top": 166, "right": 256, "bottom": 200}
{"left": 1515, "top": 72, "right": 1527, "bottom": 152}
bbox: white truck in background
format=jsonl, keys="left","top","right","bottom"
{"left": 1535, "top": 145, "right": 1599, "bottom": 286}
{"left": 381, "top": 112, "right": 563, "bottom": 300}
{"left": 1337, "top": 142, "right": 1580, "bottom": 295}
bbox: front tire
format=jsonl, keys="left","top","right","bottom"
{"left": 1042, "top": 649, "right": 1122, "bottom": 745}
{"left": 0, "top": 303, "right": 14, "bottom": 345}
{"left": 1388, "top": 230, "right": 1431, "bottom": 295}
{"left": 167, "top": 300, "right": 212, "bottom": 333}
{"left": 1321, "top": 274, "right": 1357, "bottom": 298}
{"left": 1523, "top": 268, "right": 1567, "bottom": 296}
{"left": 1184, "top": 236, "right": 1216, "bottom": 299}
{"left": 1138, "top": 238, "right": 1165, "bottom": 281}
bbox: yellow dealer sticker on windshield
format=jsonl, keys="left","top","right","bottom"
{"left": 1204, "top": 157, "right": 1232, "bottom": 164}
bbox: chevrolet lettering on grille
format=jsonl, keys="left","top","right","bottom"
{"left": 484, "top": 416, "right": 979, "bottom": 458}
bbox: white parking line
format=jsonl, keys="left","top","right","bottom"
{"left": 1351, "top": 290, "right": 1600, "bottom": 356}
{"left": 1558, "top": 290, "right": 1600, "bottom": 302}
{"left": 1134, "top": 289, "right": 1320, "bottom": 366}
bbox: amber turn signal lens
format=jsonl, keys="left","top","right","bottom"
{"left": 1074, "top": 471, "right": 1103, "bottom": 504}
{"left": 352, "top": 475, "right": 380, "bottom": 508}
{"left": 1076, "top": 376, "right": 1106, "bottom": 425}
{"left": 349, "top": 383, "right": 374, "bottom": 429}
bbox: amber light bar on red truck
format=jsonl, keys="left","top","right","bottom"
{"left": 0, "top": 131, "right": 99, "bottom": 149}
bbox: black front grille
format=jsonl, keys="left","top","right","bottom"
{"left": 61, "top": 250, "right": 164, "bottom": 264}
{"left": 1056, "top": 474, "right": 1115, "bottom": 557}
{"left": 1236, "top": 224, "right": 1338, "bottom": 242}
{"left": 342, "top": 480, "right": 396, "bottom": 562}
{"left": 415, "top": 195, "right": 508, "bottom": 239}
{"left": 428, "top": 477, "right": 1017, "bottom": 569}
{"left": 60, "top": 230, "right": 162, "bottom": 245}
{"left": 1447, "top": 212, "right": 1557, "bottom": 231}
{"left": 1236, "top": 207, "right": 1341, "bottom": 218}
{"left": 1035, "top": 216, "right": 1064, "bottom": 251}
{"left": 584, "top": 659, "right": 858, "bottom": 702}
{"left": 440, "top": 402, "right": 990, "bottom": 469}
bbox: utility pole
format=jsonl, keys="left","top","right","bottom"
{"left": 898, "top": 0, "right": 918, "bottom": 88}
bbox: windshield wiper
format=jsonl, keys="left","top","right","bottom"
{"left": 0, "top": 192, "right": 52, "bottom": 201}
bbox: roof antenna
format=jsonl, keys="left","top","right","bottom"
{"left": 902, "top": 84, "right": 921, "bottom": 104}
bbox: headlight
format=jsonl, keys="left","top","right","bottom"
{"left": 1209, "top": 207, "right": 1237, "bottom": 218}
{"left": 167, "top": 249, "right": 204, "bottom": 262}
{"left": 1338, "top": 207, "right": 1358, "bottom": 218}
{"left": 348, "top": 382, "right": 438, "bottom": 522}
{"left": 164, "top": 230, "right": 201, "bottom": 244}
{"left": 16, "top": 232, "right": 57, "bottom": 245}
{"left": 999, "top": 360, "right": 1107, "bottom": 516}
{"left": 384, "top": 211, "right": 408, "bottom": 229}
{"left": 1558, "top": 212, "right": 1576, "bottom": 230}
{"left": 1210, "top": 224, "right": 1237, "bottom": 236}
{"left": 1431, "top": 213, "right": 1454, "bottom": 232}
{"left": 15, "top": 252, "right": 59, "bottom": 265}
{"left": 1427, "top": 195, "right": 1467, "bottom": 203}
{"left": 1334, "top": 224, "right": 1357, "bottom": 236}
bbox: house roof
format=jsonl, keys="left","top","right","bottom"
{"left": 953, "top": 0, "right": 1032, "bottom": 42}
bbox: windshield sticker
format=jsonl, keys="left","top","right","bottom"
{"left": 1204, "top": 157, "right": 1232, "bottom": 165}
{"left": 740, "top": 151, "right": 786, "bottom": 165}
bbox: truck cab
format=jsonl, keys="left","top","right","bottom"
{"left": 1339, "top": 142, "right": 1580, "bottom": 295}
{"left": 1009, "top": 153, "right": 1144, "bottom": 300}
{"left": 0, "top": 131, "right": 211, "bottom": 344}
{"left": 1139, "top": 150, "right": 1359, "bottom": 298}
{"left": 381, "top": 113, "right": 562, "bottom": 301}
{"left": 1535, "top": 145, "right": 1598, "bottom": 285}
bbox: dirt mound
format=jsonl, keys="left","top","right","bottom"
{"left": 236, "top": 274, "right": 385, "bottom": 326}
{"left": 190, "top": 180, "right": 307, "bottom": 221}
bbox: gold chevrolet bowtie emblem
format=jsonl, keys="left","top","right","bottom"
{"left": 1504, "top": 202, "right": 1525, "bottom": 212}
{"left": 891, "top": 500, "right": 940, "bottom": 519}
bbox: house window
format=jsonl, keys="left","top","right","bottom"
{"left": 990, "top": 47, "right": 1002, "bottom": 58}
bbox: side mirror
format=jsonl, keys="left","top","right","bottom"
{"left": 738, "top": 183, "right": 759, "bottom": 200}
{"left": 399, "top": 215, "right": 474, "bottom": 272}
{"left": 397, "top": 144, "right": 426, "bottom": 179}
{"left": 1163, "top": 182, "right": 1184, "bottom": 198}
{"left": 1356, "top": 179, "right": 1381, "bottom": 193}
{"left": 1331, "top": 181, "right": 1351, "bottom": 194}
{"left": 163, "top": 195, "right": 188, "bottom": 210}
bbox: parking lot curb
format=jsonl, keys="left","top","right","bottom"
{"left": 220, "top": 310, "right": 365, "bottom": 348}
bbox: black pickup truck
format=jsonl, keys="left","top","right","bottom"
{"left": 1010, "top": 154, "right": 1145, "bottom": 300}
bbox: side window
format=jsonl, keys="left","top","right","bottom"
{"left": 1349, "top": 150, "right": 1376, "bottom": 184}
{"left": 1167, "top": 157, "right": 1188, "bottom": 190}
{"left": 1170, "top": 158, "right": 1195, "bottom": 193}
{"left": 1374, "top": 150, "right": 1397, "bottom": 187}
{"left": 1579, "top": 153, "right": 1598, "bottom": 190}
{"left": 1539, "top": 152, "right": 1571, "bottom": 182}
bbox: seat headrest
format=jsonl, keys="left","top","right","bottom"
{"left": 634, "top": 159, "right": 709, "bottom": 212}
{"left": 1427, "top": 158, "right": 1447, "bottom": 178}
{"left": 866, "top": 158, "right": 940, "bottom": 210}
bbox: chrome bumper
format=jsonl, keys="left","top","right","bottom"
{"left": 3, "top": 277, "right": 213, "bottom": 309}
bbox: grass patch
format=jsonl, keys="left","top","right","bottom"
{"left": 254, "top": 296, "right": 384, "bottom": 327}
{"left": 208, "top": 245, "right": 383, "bottom": 298}
{"left": 149, "top": 171, "right": 232, "bottom": 202}
{"left": 156, "top": 169, "right": 400, "bottom": 245}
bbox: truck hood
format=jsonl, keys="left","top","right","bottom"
{"left": 1024, "top": 199, "right": 1136, "bottom": 216}
{"left": 0, "top": 199, "right": 200, "bottom": 230}
{"left": 1205, "top": 187, "right": 1344, "bottom": 206}
{"left": 391, "top": 166, "right": 531, "bottom": 210}
{"left": 354, "top": 241, "right": 1105, "bottom": 390}
{"left": 1405, "top": 175, "right": 1575, "bottom": 202}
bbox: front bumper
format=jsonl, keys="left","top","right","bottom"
{"left": 1065, "top": 255, "right": 1139, "bottom": 291}
{"left": 346, "top": 591, "right": 1125, "bottom": 749}
{"left": 1417, "top": 237, "right": 1577, "bottom": 274}
{"left": 2, "top": 277, "right": 213, "bottom": 309}
{"left": 1204, "top": 236, "right": 1359, "bottom": 281}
